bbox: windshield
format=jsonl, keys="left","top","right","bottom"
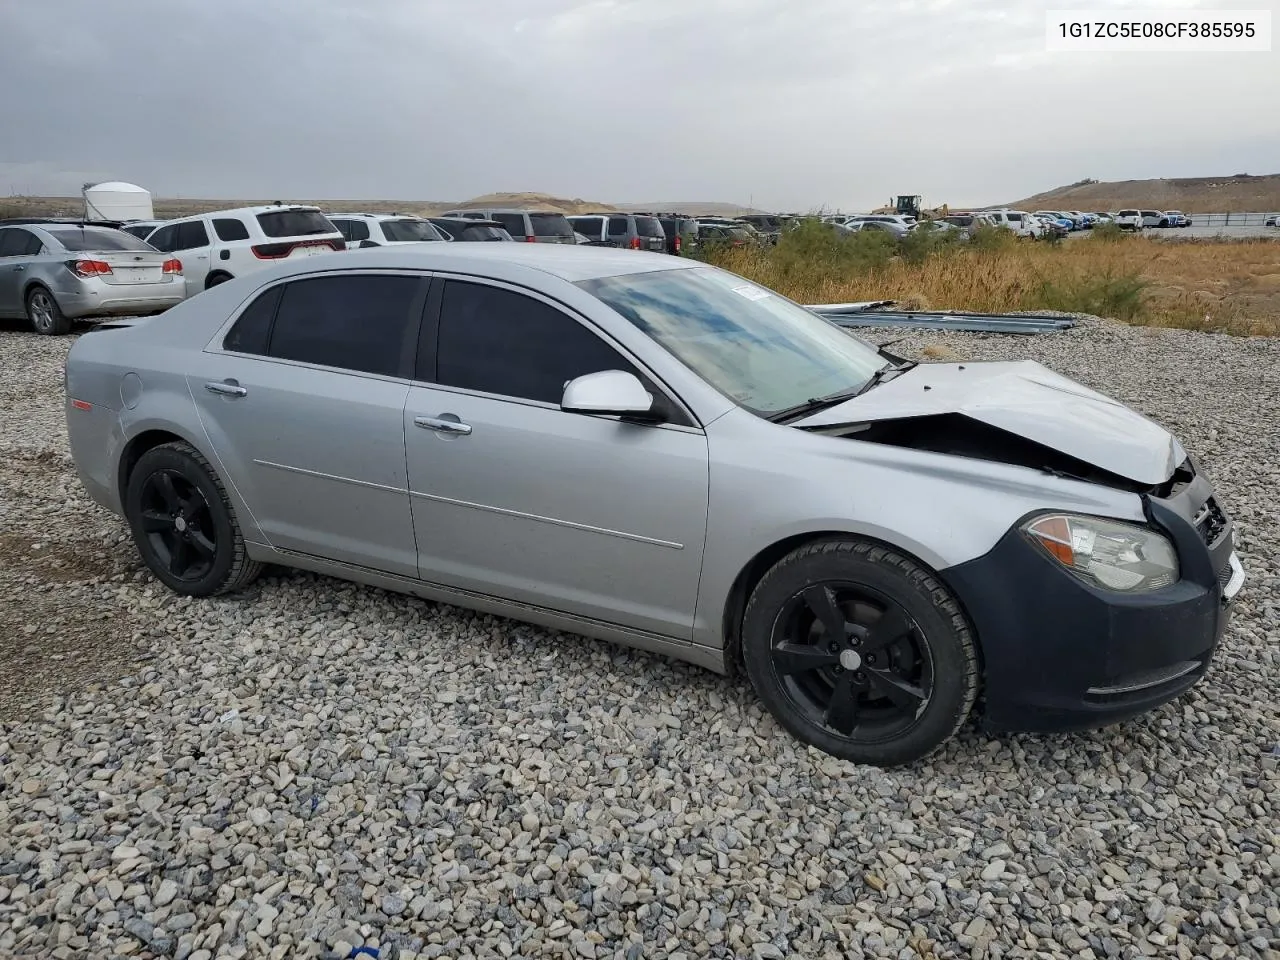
{"left": 578, "top": 267, "right": 884, "bottom": 417}
{"left": 381, "top": 218, "right": 443, "bottom": 242}
{"left": 45, "top": 227, "right": 156, "bottom": 252}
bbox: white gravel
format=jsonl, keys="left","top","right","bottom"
{"left": 1, "top": 315, "right": 1278, "bottom": 960}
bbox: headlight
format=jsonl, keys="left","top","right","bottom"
{"left": 1022, "top": 514, "right": 1178, "bottom": 593}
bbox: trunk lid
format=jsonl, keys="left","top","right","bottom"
{"left": 794, "top": 360, "right": 1182, "bottom": 485}
{"left": 93, "top": 251, "right": 170, "bottom": 285}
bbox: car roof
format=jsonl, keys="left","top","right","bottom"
{"left": 165, "top": 205, "right": 323, "bottom": 223}
{"left": 250, "top": 240, "right": 698, "bottom": 285}
{"left": 327, "top": 212, "right": 423, "bottom": 220}
{"left": 446, "top": 208, "right": 567, "bottom": 216}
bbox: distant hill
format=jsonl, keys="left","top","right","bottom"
{"left": 612, "top": 201, "right": 771, "bottom": 216}
{"left": 1006, "top": 174, "right": 1280, "bottom": 213}
{"left": 0, "top": 191, "right": 616, "bottom": 221}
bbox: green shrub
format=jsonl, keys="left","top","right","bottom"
{"left": 900, "top": 221, "right": 962, "bottom": 263}
{"left": 1089, "top": 222, "right": 1126, "bottom": 243}
{"left": 1035, "top": 268, "right": 1148, "bottom": 321}
{"left": 967, "top": 224, "right": 1018, "bottom": 252}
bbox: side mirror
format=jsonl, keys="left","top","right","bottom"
{"left": 561, "top": 370, "right": 661, "bottom": 421}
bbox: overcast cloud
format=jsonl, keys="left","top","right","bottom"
{"left": 1, "top": 0, "right": 1276, "bottom": 209}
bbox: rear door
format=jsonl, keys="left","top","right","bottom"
{"left": 188, "top": 271, "right": 428, "bottom": 575}
{"left": 171, "top": 220, "right": 213, "bottom": 293}
{"left": 0, "top": 228, "right": 42, "bottom": 316}
{"left": 490, "top": 213, "right": 527, "bottom": 240}
{"left": 528, "top": 212, "right": 577, "bottom": 245}
{"left": 633, "top": 216, "right": 666, "bottom": 252}
{"left": 404, "top": 276, "right": 709, "bottom": 638}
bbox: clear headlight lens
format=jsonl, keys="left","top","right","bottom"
{"left": 1022, "top": 514, "right": 1178, "bottom": 593}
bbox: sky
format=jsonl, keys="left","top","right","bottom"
{"left": 1, "top": 0, "right": 1276, "bottom": 211}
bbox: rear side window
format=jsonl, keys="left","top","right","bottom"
{"left": 0, "top": 228, "right": 43, "bottom": 256}
{"left": 222, "top": 286, "right": 281, "bottom": 355}
{"left": 213, "top": 218, "right": 250, "bottom": 241}
{"left": 256, "top": 209, "right": 336, "bottom": 238}
{"left": 1119, "top": 210, "right": 1138, "bottom": 217}
{"left": 342, "top": 220, "right": 371, "bottom": 242}
{"left": 491, "top": 213, "right": 526, "bottom": 236}
{"left": 530, "top": 213, "right": 574, "bottom": 238}
{"left": 148, "top": 225, "right": 178, "bottom": 252}
{"left": 45, "top": 227, "right": 153, "bottom": 252}
{"left": 174, "top": 221, "right": 210, "bottom": 251}
{"left": 572, "top": 217, "right": 602, "bottom": 237}
{"left": 607, "top": 217, "right": 628, "bottom": 234}
{"left": 435, "top": 280, "right": 638, "bottom": 404}
{"left": 634, "top": 217, "right": 663, "bottom": 238}
{"left": 268, "top": 274, "right": 422, "bottom": 377}
{"left": 1008, "top": 213, "right": 1023, "bottom": 222}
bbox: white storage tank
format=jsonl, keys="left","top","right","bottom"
{"left": 82, "top": 181, "right": 154, "bottom": 222}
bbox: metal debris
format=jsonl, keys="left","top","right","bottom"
{"left": 806, "top": 301, "right": 1076, "bottom": 334}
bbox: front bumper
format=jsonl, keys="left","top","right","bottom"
{"left": 942, "top": 471, "right": 1241, "bottom": 733}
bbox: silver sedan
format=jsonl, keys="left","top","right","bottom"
{"left": 64, "top": 244, "right": 1242, "bottom": 765}
{"left": 0, "top": 222, "right": 184, "bottom": 334}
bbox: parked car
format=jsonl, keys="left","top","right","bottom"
{"left": 441, "top": 209, "right": 577, "bottom": 244}
{"left": 566, "top": 214, "right": 666, "bottom": 252}
{"left": 64, "top": 244, "right": 1245, "bottom": 766}
{"left": 0, "top": 222, "right": 184, "bottom": 334}
{"left": 1266, "top": 215, "right": 1278, "bottom": 227}
{"left": 1163, "top": 211, "right": 1190, "bottom": 228}
{"left": 650, "top": 215, "right": 699, "bottom": 255}
{"left": 120, "top": 220, "right": 167, "bottom": 240}
{"left": 145, "top": 205, "right": 344, "bottom": 298}
{"left": 845, "top": 219, "right": 910, "bottom": 239}
{"left": 696, "top": 223, "right": 754, "bottom": 247}
{"left": 1114, "top": 210, "right": 1144, "bottom": 231}
{"left": 737, "top": 215, "right": 783, "bottom": 244}
{"left": 428, "top": 217, "right": 513, "bottom": 242}
{"left": 327, "top": 213, "right": 445, "bottom": 249}
{"left": 1140, "top": 210, "right": 1167, "bottom": 228}
{"left": 982, "top": 210, "right": 1043, "bottom": 239}
{"left": 844, "top": 215, "right": 916, "bottom": 233}
{"left": 1035, "top": 210, "right": 1084, "bottom": 230}
{"left": 1031, "top": 215, "right": 1070, "bottom": 238}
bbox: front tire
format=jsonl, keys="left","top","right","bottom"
{"left": 26, "top": 286, "right": 71, "bottom": 335}
{"left": 124, "top": 441, "right": 261, "bottom": 597}
{"left": 742, "top": 539, "right": 979, "bottom": 767}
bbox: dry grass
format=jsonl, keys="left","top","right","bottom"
{"left": 706, "top": 233, "right": 1280, "bottom": 336}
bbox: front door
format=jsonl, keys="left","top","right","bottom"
{"left": 189, "top": 272, "right": 428, "bottom": 576}
{"left": 405, "top": 278, "right": 709, "bottom": 639}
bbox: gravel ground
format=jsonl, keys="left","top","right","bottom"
{"left": 1, "top": 314, "right": 1278, "bottom": 960}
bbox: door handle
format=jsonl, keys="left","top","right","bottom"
{"left": 205, "top": 380, "right": 247, "bottom": 398}
{"left": 414, "top": 415, "right": 472, "bottom": 436}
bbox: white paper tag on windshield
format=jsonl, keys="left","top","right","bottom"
{"left": 732, "top": 284, "right": 771, "bottom": 301}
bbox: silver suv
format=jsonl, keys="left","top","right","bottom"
{"left": 442, "top": 209, "right": 577, "bottom": 244}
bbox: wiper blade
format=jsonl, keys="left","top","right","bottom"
{"left": 767, "top": 385, "right": 872, "bottom": 424}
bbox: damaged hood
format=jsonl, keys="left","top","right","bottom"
{"left": 794, "top": 361, "right": 1182, "bottom": 485}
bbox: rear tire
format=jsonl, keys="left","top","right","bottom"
{"left": 206, "top": 271, "right": 233, "bottom": 289}
{"left": 26, "top": 286, "right": 71, "bottom": 335}
{"left": 124, "top": 441, "right": 261, "bottom": 597}
{"left": 741, "top": 538, "right": 979, "bottom": 767}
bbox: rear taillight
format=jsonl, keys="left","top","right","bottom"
{"left": 325, "top": 238, "right": 344, "bottom": 252}
{"left": 162, "top": 258, "right": 182, "bottom": 274}
{"left": 525, "top": 235, "right": 536, "bottom": 242}
{"left": 252, "top": 243, "right": 291, "bottom": 259}
{"left": 675, "top": 235, "right": 682, "bottom": 253}
{"left": 69, "top": 259, "right": 112, "bottom": 277}
{"left": 629, "top": 236, "right": 642, "bottom": 249}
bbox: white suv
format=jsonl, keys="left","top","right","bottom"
{"left": 145, "top": 205, "right": 344, "bottom": 298}
{"left": 983, "top": 209, "right": 1043, "bottom": 238}
{"left": 1114, "top": 210, "right": 1143, "bottom": 231}
{"left": 326, "top": 213, "right": 446, "bottom": 249}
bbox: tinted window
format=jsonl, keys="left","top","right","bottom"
{"left": 174, "top": 221, "right": 210, "bottom": 251}
{"left": 491, "top": 213, "right": 525, "bottom": 236}
{"left": 530, "top": 213, "right": 574, "bottom": 238}
{"left": 436, "top": 281, "right": 638, "bottom": 404}
{"left": 1118, "top": 210, "right": 1138, "bottom": 217}
{"left": 330, "top": 219, "right": 355, "bottom": 241}
{"left": 607, "top": 217, "right": 628, "bottom": 235}
{"left": 428, "top": 219, "right": 459, "bottom": 239}
{"left": 148, "top": 225, "right": 178, "bottom": 251}
{"left": 213, "top": 217, "right": 250, "bottom": 241}
{"left": 44, "top": 227, "right": 153, "bottom": 252}
{"left": 571, "top": 217, "right": 602, "bottom": 238}
{"left": 121, "top": 224, "right": 157, "bottom": 239}
{"left": 256, "top": 209, "right": 335, "bottom": 238}
{"left": 380, "top": 219, "right": 441, "bottom": 242}
{"left": 459, "top": 224, "right": 511, "bottom": 241}
{"left": 0, "top": 228, "right": 41, "bottom": 257}
{"left": 1007, "top": 213, "right": 1023, "bottom": 222}
{"left": 222, "top": 286, "right": 281, "bottom": 355}
{"left": 269, "top": 274, "right": 421, "bottom": 376}
{"left": 634, "top": 217, "right": 663, "bottom": 238}
{"left": 346, "top": 220, "right": 371, "bottom": 242}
